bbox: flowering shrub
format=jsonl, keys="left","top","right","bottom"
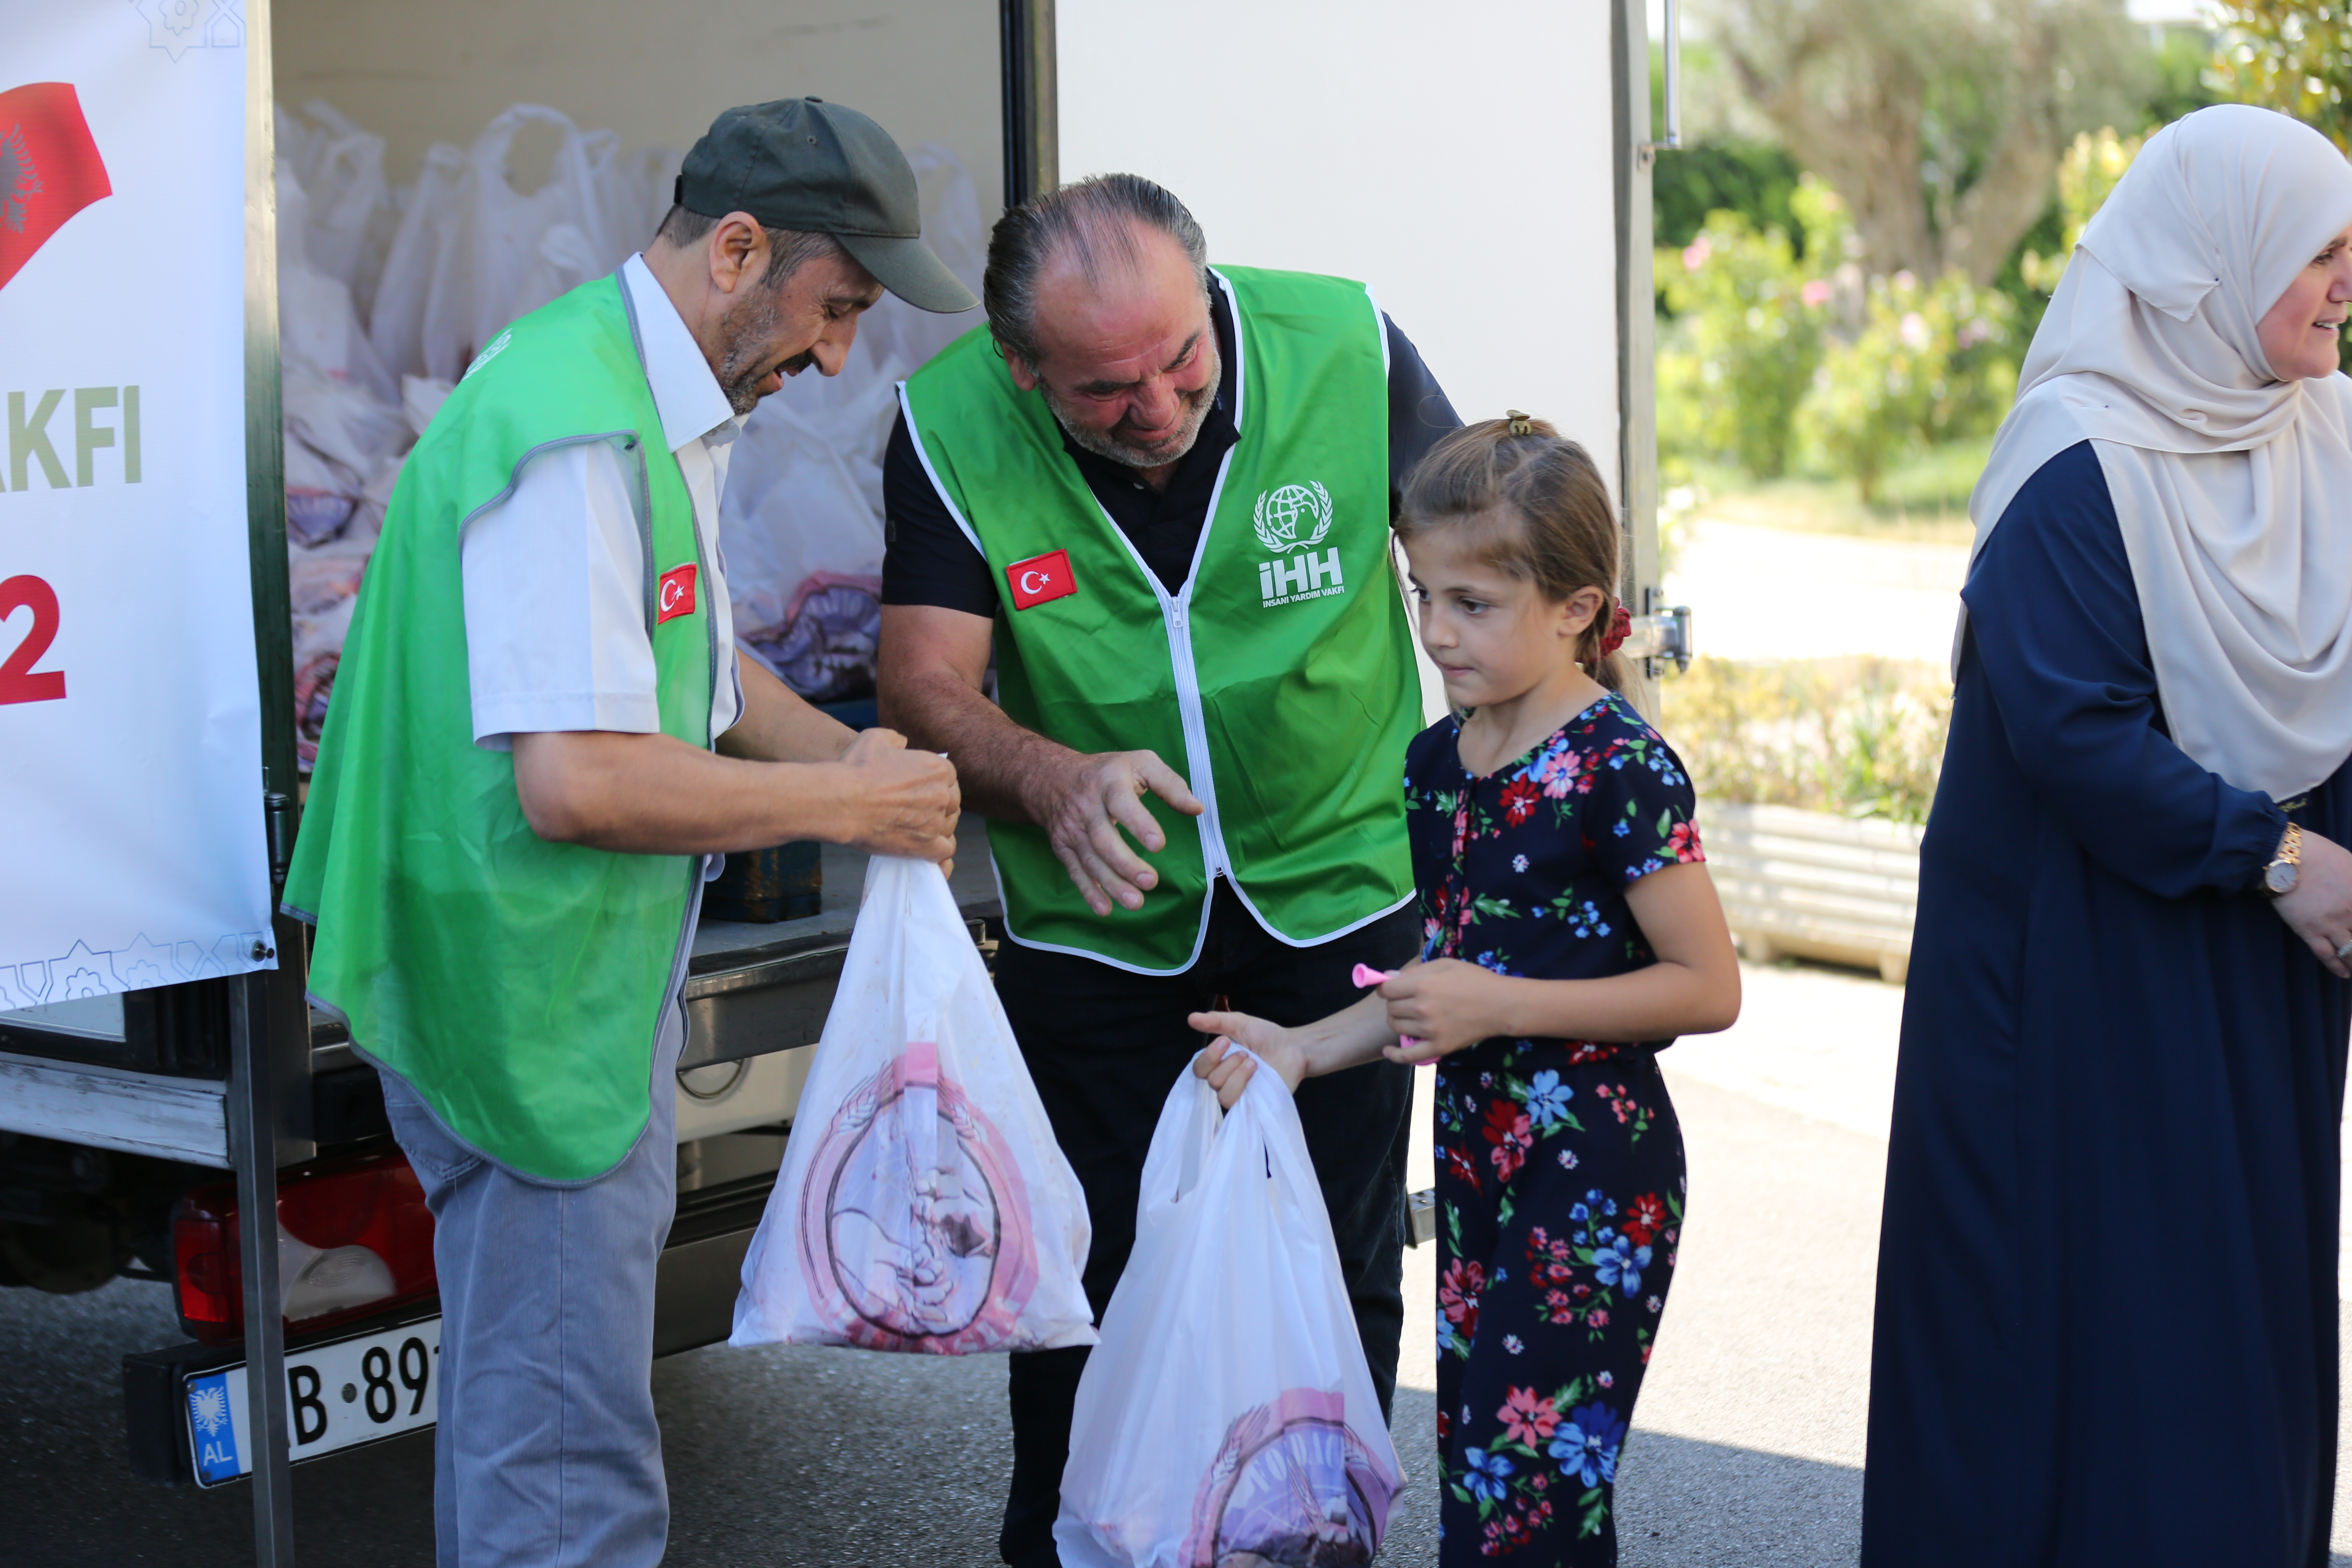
{"left": 1657, "top": 172, "right": 2020, "bottom": 499}
{"left": 1797, "top": 270, "right": 2017, "bottom": 503}
{"left": 1653, "top": 177, "right": 1848, "bottom": 480}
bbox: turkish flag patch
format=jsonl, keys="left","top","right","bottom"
{"left": 657, "top": 562, "right": 698, "bottom": 624}
{"left": 0, "top": 83, "right": 112, "bottom": 296}
{"left": 1006, "top": 549, "right": 1077, "bottom": 610}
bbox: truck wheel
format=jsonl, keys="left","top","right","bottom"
{"left": 0, "top": 1217, "right": 130, "bottom": 1294}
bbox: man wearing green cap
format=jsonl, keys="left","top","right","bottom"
{"left": 283, "top": 98, "right": 971, "bottom": 1568}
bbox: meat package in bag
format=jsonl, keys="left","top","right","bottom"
{"left": 1056, "top": 1058, "right": 1405, "bottom": 1568}
{"left": 730, "top": 856, "right": 1095, "bottom": 1354}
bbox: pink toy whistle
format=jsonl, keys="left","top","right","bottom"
{"left": 1349, "top": 964, "right": 1423, "bottom": 1051}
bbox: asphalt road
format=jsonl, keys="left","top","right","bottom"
{"left": 0, "top": 1072, "right": 1862, "bottom": 1566}
{"left": 10, "top": 961, "right": 2352, "bottom": 1566}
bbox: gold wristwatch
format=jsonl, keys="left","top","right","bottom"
{"left": 2263, "top": 822, "right": 2304, "bottom": 898}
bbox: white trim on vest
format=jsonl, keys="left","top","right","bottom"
{"left": 896, "top": 380, "right": 989, "bottom": 561}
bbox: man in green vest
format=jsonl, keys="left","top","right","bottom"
{"left": 283, "top": 99, "right": 968, "bottom": 1568}
{"left": 878, "top": 172, "right": 1460, "bottom": 1565}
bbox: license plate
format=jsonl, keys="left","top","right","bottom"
{"left": 183, "top": 1316, "right": 441, "bottom": 1486}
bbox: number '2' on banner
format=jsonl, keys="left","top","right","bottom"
{"left": 0, "top": 574, "right": 65, "bottom": 705}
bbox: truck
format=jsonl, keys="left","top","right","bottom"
{"left": 0, "top": 1, "right": 1686, "bottom": 1561}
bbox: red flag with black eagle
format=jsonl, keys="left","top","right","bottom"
{"left": 0, "top": 82, "right": 110, "bottom": 295}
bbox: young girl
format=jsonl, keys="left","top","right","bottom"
{"left": 1193, "top": 414, "right": 1740, "bottom": 1564}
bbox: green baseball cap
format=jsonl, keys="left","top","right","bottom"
{"left": 675, "top": 97, "right": 977, "bottom": 314}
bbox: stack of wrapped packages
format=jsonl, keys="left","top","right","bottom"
{"left": 274, "top": 101, "right": 986, "bottom": 771}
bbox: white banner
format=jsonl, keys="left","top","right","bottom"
{"left": 0, "top": 0, "right": 273, "bottom": 1009}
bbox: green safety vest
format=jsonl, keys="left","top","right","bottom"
{"left": 282, "top": 274, "right": 716, "bottom": 1182}
{"left": 900, "top": 265, "right": 1420, "bottom": 973}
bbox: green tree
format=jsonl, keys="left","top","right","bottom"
{"left": 1653, "top": 141, "right": 1808, "bottom": 254}
{"left": 2212, "top": 2, "right": 2352, "bottom": 149}
{"left": 2017, "top": 126, "right": 2145, "bottom": 293}
{"left": 1698, "top": 0, "right": 2152, "bottom": 285}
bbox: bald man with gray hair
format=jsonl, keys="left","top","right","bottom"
{"left": 876, "top": 172, "right": 1461, "bottom": 1564}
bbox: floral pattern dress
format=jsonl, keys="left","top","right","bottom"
{"left": 1405, "top": 693, "right": 1704, "bottom": 1564}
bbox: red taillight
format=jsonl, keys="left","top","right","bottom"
{"left": 172, "top": 1193, "right": 237, "bottom": 1332}
{"left": 171, "top": 1148, "right": 437, "bottom": 1345}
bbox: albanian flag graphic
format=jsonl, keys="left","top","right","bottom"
{"left": 0, "top": 83, "right": 110, "bottom": 296}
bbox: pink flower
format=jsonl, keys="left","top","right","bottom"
{"left": 1589, "top": 1308, "right": 1611, "bottom": 1328}
{"left": 1482, "top": 1101, "right": 1533, "bottom": 1181}
{"left": 1439, "top": 1258, "right": 1487, "bottom": 1330}
{"left": 1667, "top": 820, "right": 1704, "bottom": 863}
{"left": 1801, "top": 278, "right": 1832, "bottom": 307}
{"left": 1497, "top": 1385, "right": 1560, "bottom": 1447}
{"left": 1534, "top": 745, "right": 1585, "bottom": 800}
{"left": 1682, "top": 235, "right": 1712, "bottom": 271}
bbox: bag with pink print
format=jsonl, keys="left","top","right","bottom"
{"left": 1055, "top": 1054, "right": 1407, "bottom": 1567}
{"left": 728, "top": 856, "right": 1095, "bottom": 1355}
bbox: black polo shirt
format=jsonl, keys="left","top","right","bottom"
{"left": 880, "top": 286, "right": 1461, "bottom": 611}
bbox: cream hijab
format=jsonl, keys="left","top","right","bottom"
{"left": 1966, "top": 104, "right": 2352, "bottom": 802}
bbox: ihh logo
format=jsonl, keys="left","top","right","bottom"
{"left": 1258, "top": 549, "right": 1344, "bottom": 608}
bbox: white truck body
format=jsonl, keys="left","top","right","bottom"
{"left": 0, "top": 0, "right": 1663, "bottom": 1555}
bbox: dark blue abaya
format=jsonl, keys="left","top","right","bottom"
{"left": 1861, "top": 441, "right": 2352, "bottom": 1566}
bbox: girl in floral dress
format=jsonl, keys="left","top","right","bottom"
{"left": 1194, "top": 414, "right": 1740, "bottom": 1564}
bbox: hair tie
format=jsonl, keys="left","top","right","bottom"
{"left": 1598, "top": 604, "right": 1633, "bottom": 658}
{"left": 1504, "top": 409, "right": 1534, "bottom": 437}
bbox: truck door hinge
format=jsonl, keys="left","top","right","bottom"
{"left": 1625, "top": 588, "right": 1694, "bottom": 677}
{"left": 264, "top": 791, "right": 294, "bottom": 891}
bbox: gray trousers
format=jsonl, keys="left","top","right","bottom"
{"left": 381, "top": 1003, "right": 684, "bottom": 1568}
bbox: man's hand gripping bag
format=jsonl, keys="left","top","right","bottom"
{"left": 730, "top": 857, "right": 1095, "bottom": 1353}
{"left": 1055, "top": 1058, "right": 1405, "bottom": 1567}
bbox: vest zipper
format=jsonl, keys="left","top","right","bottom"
{"left": 1158, "top": 586, "right": 1232, "bottom": 882}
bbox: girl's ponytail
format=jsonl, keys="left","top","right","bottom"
{"left": 1395, "top": 412, "right": 1626, "bottom": 689}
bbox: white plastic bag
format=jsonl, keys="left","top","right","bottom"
{"left": 275, "top": 100, "right": 396, "bottom": 316}
{"left": 721, "top": 387, "right": 891, "bottom": 700}
{"left": 730, "top": 857, "right": 1095, "bottom": 1354}
{"left": 370, "top": 106, "right": 671, "bottom": 383}
{"left": 1055, "top": 1059, "right": 1406, "bottom": 1568}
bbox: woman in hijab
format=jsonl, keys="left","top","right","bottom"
{"left": 1862, "top": 104, "right": 2352, "bottom": 1565}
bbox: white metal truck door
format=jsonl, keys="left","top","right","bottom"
{"left": 1052, "top": 0, "right": 1670, "bottom": 713}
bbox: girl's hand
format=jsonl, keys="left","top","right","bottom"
{"left": 1378, "top": 959, "right": 1512, "bottom": 1063}
{"left": 1189, "top": 1011, "right": 1306, "bottom": 1109}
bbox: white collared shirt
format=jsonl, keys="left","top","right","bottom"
{"left": 461, "top": 254, "right": 745, "bottom": 752}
